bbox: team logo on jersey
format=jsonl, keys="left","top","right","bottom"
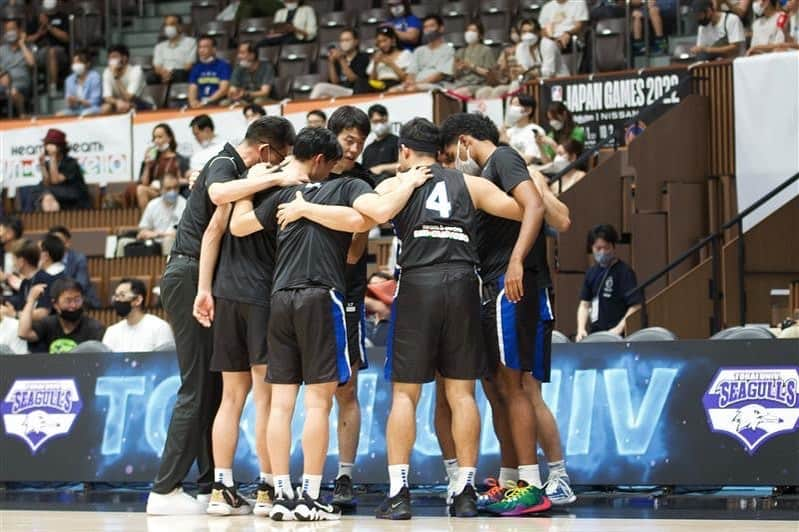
{"left": 702, "top": 367, "right": 799, "bottom": 454}
{"left": 1, "top": 379, "right": 83, "bottom": 453}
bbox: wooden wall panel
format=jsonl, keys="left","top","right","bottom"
{"left": 552, "top": 272, "right": 584, "bottom": 338}
{"left": 664, "top": 183, "right": 708, "bottom": 282}
{"left": 692, "top": 61, "right": 735, "bottom": 177}
{"left": 630, "top": 213, "right": 668, "bottom": 295}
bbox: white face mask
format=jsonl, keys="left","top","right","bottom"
{"left": 71, "top": 62, "right": 86, "bottom": 76}
{"left": 201, "top": 55, "right": 215, "bottom": 63}
{"left": 505, "top": 105, "right": 525, "bottom": 126}
{"left": 752, "top": 1, "right": 765, "bottom": 16}
{"left": 164, "top": 25, "right": 178, "bottom": 39}
{"left": 43, "top": 0, "right": 57, "bottom": 10}
{"left": 550, "top": 119, "right": 564, "bottom": 131}
{"left": 284, "top": 2, "right": 298, "bottom": 9}
{"left": 464, "top": 30, "right": 479, "bottom": 44}
{"left": 371, "top": 122, "right": 390, "bottom": 138}
{"left": 108, "top": 57, "right": 120, "bottom": 68}
{"left": 339, "top": 40, "right": 354, "bottom": 52}
{"left": 239, "top": 59, "right": 251, "bottom": 69}
{"left": 390, "top": 5, "right": 405, "bottom": 17}
{"left": 454, "top": 139, "right": 481, "bottom": 175}
{"left": 521, "top": 32, "right": 537, "bottom": 44}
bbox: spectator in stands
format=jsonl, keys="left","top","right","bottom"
{"left": 539, "top": 0, "right": 589, "bottom": 51}
{"left": 26, "top": 0, "right": 69, "bottom": 97}
{"left": 151, "top": 15, "right": 196, "bottom": 85}
{"left": 243, "top": 103, "right": 266, "bottom": 125}
{"left": 366, "top": 26, "right": 412, "bottom": 92}
{"left": 748, "top": 0, "right": 789, "bottom": 54}
{"left": 136, "top": 174, "right": 186, "bottom": 256}
{"left": 101, "top": 44, "right": 150, "bottom": 114}
{"left": 102, "top": 278, "right": 174, "bottom": 352}
{"left": 385, "top": 0, "right": 422, "bottom": 50}
{"left": 788, "top": 0, "right": 799, "bottom": 43}
{"left": 59, "top": 50, "right": 102, "bottom": 116}
{"left": 0, "top": 216, "right": 24, "bottom": 260}
{"left": 188, "top": 35, "right": 231, "bottom": 108}
{"left": 390, "top": 15, "right": 453, "bottom": 92}
{"left": 0, "top": 300, "right": 27, "bottom": 353}
{"left": 364, "top": 271, "right": 394, "bottom": 346}
{"left": 266, "top": 0, "right": 318, "bottom": 45}
{"left": 310, "top": 28, "right": 370, "bottom": 99}
{"left": 449, "top": 21, "right": 496, "bottom": 97}
{"left": 475, "top": 21, "right": 526, "bottom": 99}
{"left": 306, "top": 109, "right": 327, "bottom": 128}
{"left": 691, "top": 0, "right": 746, "bottom": 59}
{"left": 548, "top": 139, "right": 586, "bottom": 193}
{"left": 716, "top": 0, "right": 751, "bottom": 19}
{"left": 631, "top": 1, "right": 669, "bottom": 55}
{"left": 18, "top": 277, "right": 105, "bottom": 354}
{"left": 515, "top": 18, "right": 569, "bottom": 80}
{"left": 136, "top": 123, "right": 189, "bottom": 210}
{"left": 223, "top": 0, "right": 283, "bottom": 24}
{"left": 228, "top": 41, "right": 275, "bottom": 105}
{"left": 362, "top": 104, "right": 399, "bottom": 181}
{"left": 38, "top": 232, "right": 66, "bottom": 282}
{"left": 0, "top": 18, "right": 34, "bottom": 117}
{"left": 501, "top": 94, "right": 545, "bottom": 165}
{"left": 4, "top": 240, "right": 50, "bottom": 316}
{"left": 48, "top": 225, "right": 100, "bottom": 309}
{"left": 576, "top": 224, "right": 642, "bottom": 340}
{"left": 21, "top": 128, "right": 91, "bottom": 212}
{"left": 188, "top": 114, "right": 224, "bottom": 172}
{"left": 537, "top": 102, "right": 586, "bottom": 162}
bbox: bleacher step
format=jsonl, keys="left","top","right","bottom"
{"left": 132, "top": 16, "right": 173, "bottom": 33}
{"left": 121, "top": 31, "right": 162, "bottom": 48}
{"left": 152, "top": 1, "right": 194, "bottom": 17}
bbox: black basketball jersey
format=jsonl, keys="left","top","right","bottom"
{"left": 392, "top": 164, "right": 480, "bottom": 270}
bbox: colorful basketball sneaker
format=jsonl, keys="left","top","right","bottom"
{"left": 477, "top": 478, "right": 511, "bottom": 510}
{"left": 485, "top": 481, "right": 552, "bottom": 516}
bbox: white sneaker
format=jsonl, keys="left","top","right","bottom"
{"left": 146, "top": 488, "right": 205, "bottom": 515}
{"left": 545, "top": 475, "right": 577, "bottom": 505}
{"left": 196, "top": 493, "right": 211, "bottom": 506}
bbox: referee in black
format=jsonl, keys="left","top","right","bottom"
{"left": 146, "top": 117, "right": 300, "bottom": 515}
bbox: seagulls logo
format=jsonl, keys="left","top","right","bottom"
{"left": 702, "top": 367, "right": 799, "bottom": 454}
{"left": 1, "top": 379, "right": 83, "bottom": 453}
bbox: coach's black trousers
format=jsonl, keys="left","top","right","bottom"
{"left": 152, "top": 255, "right": 221, "bottom": 494}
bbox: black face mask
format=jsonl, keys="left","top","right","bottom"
{"left": 59, "top": 307, "right": 83, "bottom": 323}
{"left": 113, "top": 300, "right": 133, "bottom": 318}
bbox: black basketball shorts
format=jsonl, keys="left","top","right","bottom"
{"left": 211, "top": 297, "right": 269, "bottom": 372}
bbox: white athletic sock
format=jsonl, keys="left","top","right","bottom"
{"left": 302, "top": 474, "right": 323, "bottom": 500}
{"left": 259, "top": 472, "right": 274, "bottom": 486}
{"left": 337, "top": 462, "right": 354, "bottom": 480}
{"left": 215, "top": 468, "right": 234, "bottom": 488}
{"left": 443, "top": 458, "right": 459, "bottom": 482}
{"left": 452, "top": 467, "right": 476, "bottom": 496}
{"left": 547, "top": 460, "right": 568, "bottom": 481}
{"left": 499, "top": 467, "right": 518, "bottom": 488}
{"left": 275, "top": 475, "right": 293, "bottom": 499}
{"left": 518, "top": 464, "right": 542, "bottom": 488}
{"left": 388, "top": 464, "right": 409, "bottom": 497}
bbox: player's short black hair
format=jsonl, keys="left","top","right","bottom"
{"left": 242, "top": 104, "right": 267, "bottom": 118}
{"left": 48, "top": 225, "right": 71, "bottom": 240}
{"left": 293, "top": 127, "right": 343, "bottom": 162}
{"left": 190, "top": 114, "right": 214, "bottom": 131}
{"left": 245, "top": 116, "right": 296, "bottom": 149}
{"left": 368, "top": 104, "right": 388, "bottom": 120}
{"left": 399, "top": 118, "right": 440, "bottom": 158}
{"left": 423, "top": 14, "right": 444, "bottom": 27}
{"left": 587, "top": 224, "right": 619, "bottom": 248}
{"left": 327, "top": 105, "right": 370, "bottom": 138}
{"left": 108, "top": 44, "right": 130, "bottom": 58}
{"left": 51, "top": 278, "right": 84, "bottom": 300}
{"left": 1, "top": 216, "right": 23, "bottom": 239}
{"left": 307, "top": 109, "right": 327, "bottom": 122}
{"left": 13, "top": 240, "right": 40, "bottom": 267}
{"left": 41, "top": 234, "right": 66, "bottom": 263}
{"left": 440, "top": 112, "right": 500, "bottom": 147}
{"left": 119, "top": 277, "right": 147, "bottom": 300}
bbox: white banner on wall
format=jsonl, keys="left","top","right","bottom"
{"left": 0, "top": 114, "right": 132, "bottom": 191}
{"left": 467, "top": 98, "right": 505, "bottom": 131}
{"left": 733, "top": 52, "right": 799, "bottom": 231}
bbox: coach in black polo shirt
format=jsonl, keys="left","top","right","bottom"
{"left": 361, "top": 104, "right": 398, "bottom": 182}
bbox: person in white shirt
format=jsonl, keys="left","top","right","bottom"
{"left": 515, "top": 18, "right": 569, "bottom": 80}
{"left": 188, "top": 115, "right": 225, "bottom": 172}
{"left": 100, "top": 43, "right": 150, "bottom": 114}
{"left": 151, "top": 15, "right": 196, "bottom": 84}
{"left": 539, "top": 0, "right": 589, "bottom": 50}
{"left": 136, "top": 174, "right": 186, "bottom": 256}
{"left": 748, "top": 0, "right": 795, "bottom": 54}
{"left": 690, "top": 0, "right": 745, "bottom": 59}
{"left": 102, "top": 278, "right": 174, "bottom": 352}
{"left": 269, "top": 1, "right": 317, "bottom": 44}
{"left": 501, "top": 94, "right": 546, "bottom": 165}
{"left": 0, "top": 309, "right": 28, "bottom": 353}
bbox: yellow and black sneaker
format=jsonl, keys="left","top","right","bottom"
{"left": 206, "top": 482, "right": 253, "bottom": 516}
{"left": 253, "top": 482, "right": 275, "bottom": 517}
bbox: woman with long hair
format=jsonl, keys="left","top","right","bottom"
{"left": 537, "top": 102, "right": 586, "bottom": 162}
{"left": 366, "top": 26, "right": 413, "bottom": 92}
{"left": 135, "top": 123, "right": 189, "bottom": 210}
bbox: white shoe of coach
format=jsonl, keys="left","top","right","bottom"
{"left": 146, "top": 487, "right": 206, "bottom": 515}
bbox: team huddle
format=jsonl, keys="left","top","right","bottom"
{"left": 144, "top": 105, "right": 575, "bottom": 521}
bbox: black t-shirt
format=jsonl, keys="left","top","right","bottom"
{"left": 212, "top": 188, "right": 278, "bottom": 307}
{"left": 362, "top": 134, "right": 399, "bottom": 179}
{"left": 254, "top": 178, "right": 373, "bottom": 295}
{"left": 172, "top": 144, "right": 246, "bottom": 258}
{"left": 31, "top": 314, "right": 105, "bottom": 354}
{"left": 332, "top": 165, "right": 374, "bottom": 304}
{"left": 9, "top": 269, "right": 63, "bottom": 311}
{"left": 393, "top": 164, "right": 480, "bottom": 271}
{"left": 28, "top": 11, "right": 70, "bottom": 48}
{"left": 48, "top": 156, "right": 90, "bottom": 209}
{"left": 334, "top": 51, "right": 370, "bottom": 89}
{"left": 478, "top": 146, "right": 550, "bottom": 287}
{"left": 580, "top": 259, "right": 642, "bottom": 332}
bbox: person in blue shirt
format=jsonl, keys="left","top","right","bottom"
{"left": 188, "top": 34, "right": 231, "bottom": 108}
{"left": 385, "top": 0, "right": 422, "bottom": 50}
{"left": 58, "top": 50, "right": 102, "bottom": 116}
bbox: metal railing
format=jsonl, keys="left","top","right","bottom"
{"left": 626, "top": 171, "right": 799, "bottom": 333}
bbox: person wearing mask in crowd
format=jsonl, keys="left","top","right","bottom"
{"left": 576, "top": 224, "right": 642, "bottom": 341}
{"left": 539, "top": 0, "right": 589, "bottom": 51}
{"left": 547, "top": 139, "right": 585, "bottom": 194}
{"left": 101, "top": 44, "right": 150, "bottom": 114}
{"left": 188, "top": 35, "right": 231, "bottom": 109}
{"left": 536, "top": 102, "right": 586, "bottom": 162}
{"left": 631, "top": 0, "right": 669, "bottom": 55}
{"left": 102, "top": 278, "right": 174, "bottom": 352}
{"left": 18, "top": 278, "right": 105, "bottom": 354}
{"left": 390, "top": 15, "right": 453, "bottom": 92}
{"left": 151, "top": 15, "right": 196, "bottom": 85}
{"left": 0, "top": 298, "right": 28, "bottom": 353}
{"left": 266, "top": 0, "right": 317, "bottom": 44}
{"left": 474, "top": 21, "right": 526, "bottom": 99}
{"left": 361, "top": 104, "right": 399, "bottom": 181}
{"left": 59, "top": 50, "right": 102, "bottom": 116}
{"left": 189, "top": 115, "right": 225, "bottom": 173}
{"left": 310, "top": 28, "right": 370, "bottom": 99}
{"left": 136, "top": 174, "right": 186, "bottom": 256}
{"left": 228, "top": 42, "right": 275, "bottom": 105}
{"left": 748, "top": 0, "right": 791, "bottom": 54}
{"left": 366, "top": 26, "right": 412, "bottom": 92}
{"left": 48, "top": 225, "right": 100, "bottom": 309}
{"left": 449, "top": 21, "right": 496, "bottom": 97}
{"left": 26, "top": 0, "right": 69, "bottom": 97}
{"left": 385, "top": 0, "right": 422, "bottom": 50}
{"left": 306, "top": 109, "right": 327, "bottom": 128}
{"left": 501, "top": 94, "right": 546, "bottom": 166}
{"left": 243, "top": 103, "right": 266, "bottom": 124}
{"left": 515, "top": 18, "right": 569, "bottom": 80}
{"left": 136, "top": 123, "right": 189, "bottom": 210}
{"left": 690, "top": 0, "right": 746, "bottom": 59}
{"left": 0, "top": 18, "right": 34, "bottom": 117}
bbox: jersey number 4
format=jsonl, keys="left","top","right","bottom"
{"left": 425, "top": 181, "right": 452, "bottom": 218}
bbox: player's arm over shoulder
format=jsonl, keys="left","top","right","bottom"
{"left": 464, "top": 174, "right": 523, "bottom": 222}
{"left": 229, "top": 195, "right": 265, "bottom": 237}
